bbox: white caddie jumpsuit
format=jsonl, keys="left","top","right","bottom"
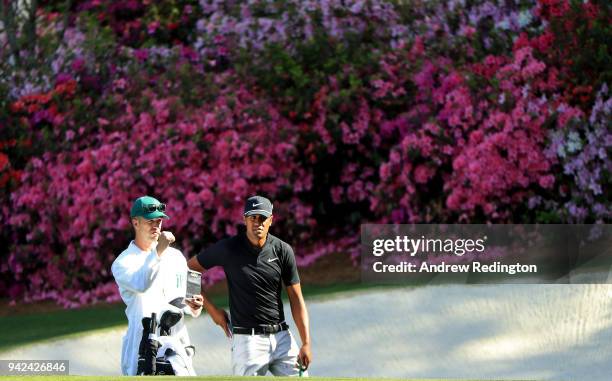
{"left": 111, "top": 241, "right": 199, "bottom": 376}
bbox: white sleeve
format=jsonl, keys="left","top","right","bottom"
{"left": 111, "top": 250, "right": 161, "bottom": 293}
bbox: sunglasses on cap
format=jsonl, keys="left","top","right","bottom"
{"left": 142, "top": 203, "right": 166, "bottom": 213}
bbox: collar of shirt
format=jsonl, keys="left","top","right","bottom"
{"left": 129, "top": 240, "right": 161, "bottom": 256}
{"left": 239, "top": 231, "right": 271, "bottom": 255}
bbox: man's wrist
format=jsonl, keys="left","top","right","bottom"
{"left": 187, "top": 302, "right": 203, "bottom": 311}
{"left": 190, "top": 305, "right": 203, "bottom": 317}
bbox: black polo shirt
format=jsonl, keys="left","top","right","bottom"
{"left": 196, "top": 231, "right": 300, "bottom": 327}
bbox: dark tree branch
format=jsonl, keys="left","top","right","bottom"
{"left": 0, "top": 1, "right": 22, "bottom": 66}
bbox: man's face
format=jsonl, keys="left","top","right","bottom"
{"left": 244, "top": 214, "right": 273, "bottom": 242}
{"left": 133, "top": 217, "right": 163, "bottom": 241}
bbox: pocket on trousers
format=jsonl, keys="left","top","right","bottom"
{"left": 287, "top": 330, "right": 300, "bottom": 357}
{"left": 231, "top": 335, "right": 245, "bottom": 356}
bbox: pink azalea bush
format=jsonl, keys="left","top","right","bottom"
{"left": 0, "top": 0, "right": 609, "bottom": 306}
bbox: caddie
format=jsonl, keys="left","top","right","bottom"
{"left": 112, "top": 196, "right": 204, "bottom": 375}
{"left": 187, "top": 195, "right": 312, "bottom": 376}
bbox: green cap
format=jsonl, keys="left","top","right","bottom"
{"left": 130, "top": 196, "right": 169, "bottom": 219}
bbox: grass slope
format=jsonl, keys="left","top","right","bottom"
{"left": 0, "top": 283, "right": 400, "bottom": 353}
{"left": 0, "top": 293, "right": 228, "bottom": 353}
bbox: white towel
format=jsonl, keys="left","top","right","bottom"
{"left": 156, "top": 336, "right": 196, "bottom": 376}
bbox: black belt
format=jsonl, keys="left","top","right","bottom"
{"left": 232, "top": 322, "right": 289, "bottom": 335}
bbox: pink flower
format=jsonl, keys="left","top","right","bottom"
{"left": 331, "top": 186, "right": 343, "bottom": 204}
{"left": 147, "top": 21, "right": 160, "bottom": 34}
{"left": 538, "top": 175, "right": 555, "bottom": 189}
{"left": 461, "top": 25, "right": 477, "bottom": 38}
{"left": 413, "top": 165, "right": 434, "bottom": 184}
{"left": 134, "top": 49, "right": 149, "bottom": 62}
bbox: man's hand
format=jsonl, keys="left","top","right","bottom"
{"left": 208, "top": 305, "right": 232, "bottom": 338}
{"left": 157, "top": 231, "right": 175, "bottom": 256}
{"left": 298, "top": 343, "right": 312, "bottom": 370}
{"left": 185, "top": 294, "right": 203, "bottom": 317}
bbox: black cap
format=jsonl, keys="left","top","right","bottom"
{"left": 243, "top": 195, "right": 273, "bottom": 218}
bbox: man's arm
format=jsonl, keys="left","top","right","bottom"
{"left": 187, "top": 256, "right": 205, "bottom": 272}
{"left": 111, "top": 232, "right": 179, "bottom": 293}
{"left": 111, "top": 251, "right": 161, "bottom": 293}
{"left": 187, "top": 256, "right": 232, "bottom": 337}
{"left": 286, "top": 282, "right": 312, "bottom": 370}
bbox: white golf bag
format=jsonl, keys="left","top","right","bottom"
{"left": 137, "top": 300, "right": 196, "bottom": 376}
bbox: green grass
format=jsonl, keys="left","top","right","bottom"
{"left": 0, "top": 283, "right": 404, "bottom": 353}
{"left": 0, "top": 293, "right": 229, "bottom": 353}
{"left": 0, "top": 303, "right": 126, "bottom": 351}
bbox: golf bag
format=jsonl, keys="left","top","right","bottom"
{"left": 136, "top": 301, "right": 196, "bottom": 376}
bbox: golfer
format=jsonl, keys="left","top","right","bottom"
{"left": 187, "top": 195, "right": 312, "bottom": 376}
{"left": 112, "top": 196, "right": 204, "bottom": 375}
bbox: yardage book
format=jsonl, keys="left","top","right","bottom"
{"left": 186, "top": 269, "right": 202, "bottom": 299}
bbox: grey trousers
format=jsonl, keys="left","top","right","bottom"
{"left": 231, "top": 330, "right": 308, "bottom": 377}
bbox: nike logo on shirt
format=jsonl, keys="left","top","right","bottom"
{"left": 267, "top": 257, "right": 279, "bottom": 263}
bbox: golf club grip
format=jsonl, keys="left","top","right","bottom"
{"left": 150, "top": 312, "right": 157, "bottom": 333}
{"left": 143, "top": 313, "right": 158, "bottom": 375}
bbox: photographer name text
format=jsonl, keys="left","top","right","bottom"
{"left": 370, "top": 235, "right": 537, "bottom": 275}
{"left": 372, "top": 261, "right": 538, "bottom": 274}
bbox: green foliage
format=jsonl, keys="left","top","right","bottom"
{"left": 238, "top": 28, "right": 381, "bottom": 119}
